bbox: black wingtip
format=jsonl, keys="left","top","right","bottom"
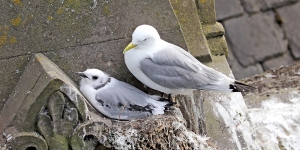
{"left": 230, "top": 81, "right": 257, "bottom": 92}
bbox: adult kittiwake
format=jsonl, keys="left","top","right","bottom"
{"left": 75, "top": 69, "right": 174, "bottom": 120}
{"left": 123, "top": 24, "right": 255, "bottom": 95}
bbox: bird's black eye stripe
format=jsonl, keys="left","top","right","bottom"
{"left": 92, "top": 76, "right": 98, "bottom": 80}
{"left": 143, "top": 38, "right": 147, "bottom": 41}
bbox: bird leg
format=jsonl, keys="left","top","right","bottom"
{"left": 160, "top": 92, "right": 164, "bottom": 97}
{"left": 168, "top": 94, "right": 172, "bottom": 101}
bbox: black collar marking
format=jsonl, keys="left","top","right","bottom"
{"left": 94, "top": 77, "right": 111, "bottom": 90}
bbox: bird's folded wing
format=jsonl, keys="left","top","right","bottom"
{"left": 140, "top": 46, "right": 222, "bottom": 89}
{"left": 95, "top": 80, "right": 153, "bottom": 115}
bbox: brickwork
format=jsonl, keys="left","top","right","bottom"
{"left": 216, "top": 0, "right": 300, "bottom": 79}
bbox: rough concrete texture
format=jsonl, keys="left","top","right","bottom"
{"left": 277, "top": 2, "right": 300, "bottom": 59}
{"left": 224, "top": 12, "right": 287, "bottom": 67}
{"left": 215, "top": 0, "right": 244, "bottom": 20}
{"left": 0, "top": 0, "right": 187, "bottom": 108}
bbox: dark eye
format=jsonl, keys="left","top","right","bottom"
{"left": 143, "top": 38, "right": 147, "bottom": 41}
{"left": 92, "top": 76, "right": 98, "bottom": 80}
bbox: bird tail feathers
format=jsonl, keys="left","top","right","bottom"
{"left": 229, "top": 81, "right": 256, "bottom": 92}
{"left": 148, "top": 97, "right": 176, "bottom": 115}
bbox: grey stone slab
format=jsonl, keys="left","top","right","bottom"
{"left": 0, "top": 55, "right": 29, "bottom": 110}
{"left": 261, "top": 0, "right": 298, "bottom": 9}
{"left": 227, "top": 50, "right": 264, "bottom": 79}
{"left": 240, "top": 0, "right": 297, "bottom": 12}
{"left": 240, "top": 0, "right": 261, "bottom": 13}
{"left": 262, "top": 52, "right": 295, "bottom": 70}
{"left": 277, "top": 2, "right": 300, "bottom": 59}
{"left": 215, "top": 0, "right": 244, "bottom": 20}
{"left": 0, "top": 0, "right": 185, "bottom": 59}
{"left": 224, "top": 12, "right": 287, "bottom": 67}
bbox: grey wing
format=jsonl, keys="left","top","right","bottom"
{"left": 95, "top": 79, "right": 155, "bottom": 120}
{"left": 140, "top": 44, "right": 224, "bottom": 89}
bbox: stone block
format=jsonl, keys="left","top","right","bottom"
{"left": 261, "top": 0, "right": 298, "bottom": 9}
{"left": 224, "top": 12, "right": 287, "bottom": 67}
{"left": 240, "top": 0, "right": 261, "bottom": 13}
{"left": 227, "top": 50, "right": 264, "bottom": 79}
{"left": 170, "top": 0, "right": 212, "bottom": 62}
{"left": 240, "top": 0, "right": 297, "bottom": 12}
{"left": 277, "top": 2, "right": 300, "bottom": 59}
{"left": 262, "top": 52, "right": 295, "bottom": 70}
{"left": 215, "top": 0, "right": 244, "bottom": 20}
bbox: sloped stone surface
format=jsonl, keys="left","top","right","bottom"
{"left": 0, "top": 55, "right": 29, "bottom": 110}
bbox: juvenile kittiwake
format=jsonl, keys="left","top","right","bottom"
{"left": 123, "top": 24, "right": 255, "bottom": 95}
{"left": 75, "top": 69, "right": 174, "bottom": 120}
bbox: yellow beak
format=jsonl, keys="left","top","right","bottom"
{"left": 123, "top": 42, "right": 137, "bottom": 54}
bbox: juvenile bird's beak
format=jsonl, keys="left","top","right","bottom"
{"left": 75, "top": 72, "right": 88, "bottom": 79}
{"left": 123, "top": 42, "right": 137, "bottom": 54}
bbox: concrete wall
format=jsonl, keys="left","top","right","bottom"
{"left": 216, "top": 0, "right": 300, "bottom": 79}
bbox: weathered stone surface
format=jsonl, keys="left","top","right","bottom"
{"left": 215, "top": 0, "right": 244, "bottom": 20}
{"left": 261, "top": 0, "right": 298, "bottom": 9}
{"left": 277, "top": 2, "right": 300, "bottom": 59}
{"left": 0, "top": 55, "right": 29, "bottom": 110}
{"left": 262, "top": 52, "right": 294, "bottom": 70}
{"left": 240, "top": 0, "right": 261, "bottom": 13}
{"left": 0, "top": 53, "right": 91, "bottom": 148}
{"left": 170, "top": 0, "right": 212, "bottom": 62}
{"left": 224, "top": 12, "right": 287, "bottom": 67}
{"left": 196, "top": 0, "right": 217, "bottom": 24}
{"left": 0, "top": 1, "right": 185, "bottom": 60}
{"left": 227, "top": 50, "right": 264, "bottom": 79}
{"left": 240, "top": 0, "right": 297, "bottom": 12}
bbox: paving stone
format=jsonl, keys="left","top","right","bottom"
{"left": 277, "top": 2, "right": 300, "bottom": 59}
{"left": 262, "top": 52, "right": 295, "bottom": 70}
{"left": 215, "top": 0, "right": 244, "bottom": 20}
{"left": 224, "top": 12, "right": 288, "bottom": 67}
{"left": 227, "top": 50, "right": 264, "bottom": 79}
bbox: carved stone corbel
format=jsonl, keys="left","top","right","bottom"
{"left": 0, "top": 53, "right": 114, "bottom": 149}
